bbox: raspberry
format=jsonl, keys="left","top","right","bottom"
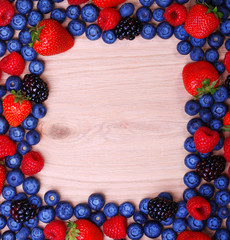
{"left": 164, "top": 3, "right": 187, "bottom": 27}
{"left": 44, "top": 220, "right": 67, "bottom": 240}
{"left": 0, "top": 0, "right": 14, "bottom": 26}
{"left": 224, "top": 137, "right": 230, "bottom": 162}
{"left": 186, "top": 196, "right": 211, "bottom": 221}
{"left": 98, "top": 8, "right": 121, "bottom": 31}
{"left": 177, "top": 230, "right": 211, "bottom": 240}
{"left": 67, "top": 0, "right": 88, "bottom": 5}
{"left": 224, "top": 51, "right": 230, "bottom": 73}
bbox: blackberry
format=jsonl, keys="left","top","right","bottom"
{"left": 225, "top": 75, "right": 230, "bottom": 98}
{"left": 114, "top": 17, "right": 142, "bottom": 40}
{"left": 22, "top": 74, "right": 49, "bottom": 103}
{"left": 10, "top": 199, "right": 37, "bottom": 223}
{"left": 196, "top": 155, "right": 226, "bottom": 182}
{"left": 147, "top": 197, "right": 178, "bottom": 221}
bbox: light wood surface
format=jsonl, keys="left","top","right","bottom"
{"left": 1, "top": 0, "right": 229, "bottom": 239}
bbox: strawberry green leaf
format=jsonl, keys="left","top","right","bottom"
{"left": 222, "top": 126, "right": 230, "bottom": 132}
{"left": 65, "top": 221, "right": 80, "bottom": 240}
{"left": 194, "top": 79, "right": 219, "bottom": 100}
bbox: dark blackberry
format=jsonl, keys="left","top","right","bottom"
{"left": 114, "top": 17, "right": 142, "bottom": 40}
{"left": 10, "top": 199, "right": 37, "bottom": 223}
{"left": 196, "top": 155, "right": 226, "bottom": 182}
{"left": 147, "top": 197, "right": 178, "bottom": 222}
{"left": 225, "top": 75, "right": 230, "bottom": 98}
{"left": 22, "top": 74, "right": 49, "bottom": 103}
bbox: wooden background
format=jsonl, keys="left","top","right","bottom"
{"left": 1, "top": 0, "right": 229, "bottom": 239}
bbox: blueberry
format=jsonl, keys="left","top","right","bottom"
{"left": 211, "top": 102, "right": 227, "bottom": 118}
{"left": 213, "top": 136, "right": 224, "bottom": 151}
{"left": 0, "top": 201, "right": 12, "bottom": 217}
{"left": 155, "top": 0, "right": 172, "bottom": 7}
{"left": 88, "top": 193, "right": 105, "bottom": 211}
{"left": 9, "top": 126, "right": 25, "bottom": 142}
{"left": 38, "top": 206, "right": 55, "bottom": 223}
{"left": 184, "top": 154, "right": 200, "bottom": 170}
{"left": 161, "top": 228, "right": 177, "bottom": 240}
{"left": 136, "top": 7, "right": 152, "bottom": 23}
{"left": 187, "top": 118, "right": 204, "bottom": 135}
{"left": 172, "top": 218, "right": 187, "bottom": 233}
{"left": 22, "top": 114, "right": 38, "bottom": 130}
{"left": 207, "top": 216, "right": 222, "bottom": 230}
{"left": 55, "top": 201, "right": 74, "bottom": 220}
{"left": 66, "top": 5, "right": 81, "bottom": 19}
{"left": 2, "top": 231, "right": 15, "bottom": 240}
{"left": 18, "top": 28, "right": 31, "bottom": 45}
{"left": 209, "top": 200, "right": 218, "bottom": 216}
{"left": 227, "top": 216, "right": 230, "bottom": 230}
{"left": 199, "top": 107, "right": 212, "bottom": 123}
{"left": 103, "top": 202, "right": 118, "bottom": 217}
{"left": 26, "top": 130, "right": 40, "bottom": 145}
{"left": 152, "top": 8, "right": 165, "bottom": 22}
{"left": 160, "top": 216, "right": 174, "bottom": 226}
{"left": 210, "top": 119, "right": 223, "bottom": 132}
{"left": 81, "top": 4, "right": 99, "bottom": 23}
{"left": 184, "top": 136, "right": 196, "bottom": 153}
{"left": 90, "top": 211, "right": 106, "bottom": 226}
{"left": 10, "top": 14, "right": 27, "bottom": 31}
{"left": 102, "top": 30, "right": 117, "bottom": 44}
{"left": 225, "top": 0, "right": 230, "bottom": 10}
{"left": 6, "top": 169, "right": 24, "bottom": 187}
{"left": 7, "top": 216, "right": 23, "bottom": 232}
{"left": 0, "top": 116, "right": 9, "bottom": 135}
{"left": 0, "top": 100, "right": 2, "bottom": 114}
{"left": 7, "top": 39, "right": 22, "bottom": 52}
{"left": 74, "top": 203, "right": 91, "bottom": 219}
{"left": 2, "top": 186, "right": 16, "bottom": 201}
{"left": 218, "top": 6, "right": 230, "bottom": 20}
{"left": 29, "top": 60, "right": 44, "bottom": 75}
{"left": 119, "top": 201, "right": 135, "bottom": 218}
{"left": 187, "top": 215, "right": 205, "bottom": 231}
{"left": 217, "top": 206, "right": 229, "bottom": 219}
{"left": 214, "top": 175, "right": 229, "bottom": 190}
{"left": 13, "top": 192, "right": 27, "bottom": 201}
{"left": 30, "top": 227, "right": 45, "bottom": 240}
{"left": 120, "top": 3, "right": 135, "bottom": 17}
{"left": 0, "top": 40, "right": 6, "bottom": 57}
{"left": 28, "top": 195, "right": 42, "bottom": 208}
{"left": 32, "top": 103, "right": 47, "bottom": 118}
{"left": 51, "top": 8, "right": 66, "bottom": 23}
{"left": 27, "top": 10, "right": 43, "bottom": 27}
{"left": 190, "top": 47, "right": 204, "bottom": 61}
{"left": 23, "top": 177, "right": 40, "bottom": 195}
{"left": 5, "top": 153, "right": 22, "bottom": 169}
{"left": 16, "top": 226, "right": 30, "bottom": 240}
{"left": 198, "top": 152, "right": 211, "bottom": 159}
{"left": 16, "top": 0, "right": 33, "bottom": 14}
{"left": 177, "top": 40, "right": 192, "bottom": 55}
{"left": 190, "top": 37, "right": 206, "bottom": 47}
{"left": 0, "top": 26, "right": 14, "bottom": 41}
{"left": 214, "top": 229, "right": 230, "bottom": 240}
{"left": 175, "top": 0, "right": 189, "bottom": 3}
{"left": 199, "top": 94, "right": 214, "bottom": 108}
{"left": 44, "top": 190, "right": 60, "bottom": 206}
{"left": 139, "top": 198, "right": 150, "bottom": 214}
{"left": 183, "top": 171, "right": 201, "bottom": 189}
{"left": 85, "top": 24, "right": 101, "bottom": 40}
{"left": 174, "top": 24, "right": 189, "bottom": 40}
{"left": 139, "top": 0, "right": 154, "bottom": 7}
{"left": 214, "top": 61, "right": 225, "bottom": 75}
{"left": 156, "top": 21, "right": 173, "bottom": 39}
{"left": 144, "top": 220, "right": 163, "bottom": 238}
{"left": 213, "top": 86, "right": 228, "bottom": 102}
{"left": 24, "top": 215, "right": 39, "bottom": 228}
{"left": 211, "top": 0, "right": 223, "bottom": 5}
{"left": 0, "top": 214, "right": 7, "bottom": 229}
{"left": 6, "top": 76, "right": 22, "bottom": 92}
{"left": 21, "top": 45, "right": 37, "bottom": 61}
{"left": 141, "top": 23, "right": 156, "bottom": 40}
{"left": 133, "top": 211, "right": 147, "bottom": 224}
{"left": 185, "top": 100, "right": 200, "bottom": 116}
{"left": 158, "top": 192, "right": 173, "bottom": 201}
{"left": 220, "top": 19, "right": 230, "bottom": 36}
{"left": 17, "top": 140, "right": 31, "bottom": 155}
{"left": 127, "top": 223, "right": 144, "bottom": 240}
{"left": 205, "top": 48, "right": 219, "bottom": 63}
{"left": 68, "top": 19, "right": 86, "bottom": 37}
{"left": 0, "top": 85, "right": 6, "bottom": 97}
{"left": 215, "top": 190, "right": 230, "bottom": 206}
{"left": 208, "top": 32, "right": 224, "bottom": 49}
{"left": 225, "top": 38, "right": 230, "bottom": 51}
{"left": 176, "top": 201, "right": 188, "bottom": 218}
{"left": 198, "top": 183, "right": 214, "bottom": 199}
{"left": 37, "top": 0, "right": 54, "bottom": 14}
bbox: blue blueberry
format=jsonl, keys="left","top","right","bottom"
{"left": 7, "top": 216, "right": 23, "bottom": 232}
{"left": 24, "top": 215, "right": 39, "bottom": 228}
{"left": 18, "top": 28, "right": 31, "bottom": 45}
{"left": 183, "top": 171, "right": 201, "bottom": 189}
{"left": 26, "top": 130, "right": 40, "bottom": 145}
{"left": 16, "top": 226, "right": 30, "bottom": 240}
{"left": 211, "top": 102, "right": 227, "bottom": 118}
{"left": 29, "top": 60, "right": 44, "bottom": 75}
{"left": 190, "top": 37, "right": 206, "bottom": 47}
{"left": 9, "top": 126, "right": 25, "bottom": 142}
{"left": 175, "top": 0, "right": 189, "bottom": 3}
{"left": 23, "top": 177, "right": 40, "bottom": 195}
{"left": 211, "top": 0, "right": 223, "bottom": 5}
{"left": 133, "top": 211, "right": 147, "bottom": 224}
{"left": 0, "top": 116, "right": 9, "bottom": 135}
{"left": 0, "top": 26, "right": 14, "bottom": 41}
{"left": 172, "top": 218, "right": 187, "bottom": 233}
{"left": 199, "top": 107, "right": 212, "bottom": 123}
{"left": 214, "top": 228, "right": 230, "bottom": 240}
{"left": 68, "top": 19, "right": 86, "bottom": 36}
{"left": 155, "top": 0, "right": 172, "bottom": 7}
{"left": 160, "top": 216, "right": 174, "bottom": 226}
{"left": 158, "top": 192, "right": 173, "bottom": 201}
{"left": 5, "top": 153, "right": 22, "bottom": 169}
{"left": 185, "top": 100, "right": 200, "bottom": 116}
{"left": 74, "top": 203, "right": 91, "bottom": 219}
{"left": 205, "top": 48, "right": 219, "bottom": 63}
{"left": 55, "top": 201, "right": 73, "bottom": 220}
{"left": 207, "top": 216, "right": 222, "bottom": 230}
{"left": 139, "top": 198, "right": 150, "bottom": 215}
{"left": 152, "top": 8, "right": 165, "bottom": 22}
{"left": 10, "top": 14, "right": 27, "bottom": 30}
{"left": 136, "top": 7, "right": 152, "bottom": 23}
{"left": 1, "top": 201, "right": 12, "bottom": 217}
{"left": 198, "top": 183, "right": 214, "bottom": 199}
{"left": 183, "top": 188, "right": 197, "bottom": 202}
{"left": 208, "top": 32, "right": 224, "bottom": 49}
{"left": 81, "top": 4, "right": 99, "bottom": 23}
{"left": 199, "top": 94, "right": 214, "bottom": 108}
{"left": 85, "top": 24, "right": 101, "bottom": 40}
{"left": 227, "top": 216, "right": 230, "bottom": 230}
{"left": 213, "top": 136, "right": 224, "bottom": 151}
{"left": 225, "top": 38, "right": 230, "bottom": 51}
{"left": 0, "top": 100, "right": 2, "bottom": 114}
{"left": 88, "top": 193, "right": 105, "bottom": 211}
{"left": 28, "top": 195, "right": 42, "bottom": 208}
{"left": 5, "top": 76, "right": 22, "bottom": 92}
{"left": 220, "top": 19, "right": 230, "bottom": 36}
{"left": 141, "top": 23, "right": 156, "bottom": 40}
{"left": 217, "top": 206, "right": 229, "bottom": 219}
{"left": 2, "top": 231, "right": 15, "bottom": 240}
{"left": 2, "top": 186, "right": 16, "bottom": 201}
{"left": 144, "top": 220, "right": 163, "bottom": 238}
{"left": 190, "top": 47, "right": 204, "bottom": 61}
{"left": 213, "top": 86, "right": 228, "bottom": 103}
{"left": 127, "top": 223, "right": 144, "bottom": 240}
{"left": 17, "top": 141, "right": 31, "bottom": 155}
{"left": 0, "top": 214, "right": 7, "bottom": 229}
{"left": 119, "top": 3, "right": 134, "bottom": 17}
{"left": 214, "top": 62, "right": 225, "bottom": 75}
{"left": 218, "top": 6, "right": 230, "bottom": 20}
{"left": 7, "top": 39, "right": 22, "bottom": 52}
{"left": 38, "top": 206, "right": 55, "bottom": 223}
{"left": 37, "top": 0, "right": 54, "bottom": 14}
{"left": 0, "top": 85, "right": 6, "bottom": 97}
{"left": 215, "top": 190, "right": 230, "bottom": 206}
{"left": 44, "top": 190, "right": 60, "bottom": 206}
{"left": 21, "top": 45, "right": 37, "bottom": 61}
{"left": 161, "top": 228, "right": 177, "bottom": 240}
{"left": 6, "top": 169, "right": 24, "bottom": 187}
{"left": 139, "top": 0, "right": 154, "bottom": 7}
{"left": 209, "top": 200, "right": 218, "bottom": 216}
{"left": 198, "top": 152, "right": 211, "bottom": 159}
{"left": 214, "top": 175, "right": 229, "bottom": 190}
{"left": 51, "top": 8, "right": 66, "bottom": 23}
{"left": 32, "top": 104, "right": 47, "bottom": 118}
{"left": 177, "top": 40, "right": 192, "bottom": 55}
{"left": 66, "top": 5, "right": 81, "bottom": 19}
{"left": 187, "top": 118, "right": 204, "bottom": 135}
{"left": 187, "top": 215, "right": 205, "bottom": 231}
{"left": 103, "top": 202, "right": 118, "bottom": 217}
{"left": 90, "top": 211, "right": 106, "bottom": 226}
{"left": 30, "top": 227, "right": 45, "bottom": 240}
{"left": 184, "top": 136, "right": 196, "bottom": 153}
{"left": 210, "top": 119, "right": 223, "bottom": 132}
{"left": 0, "top": 40, "right": 6, "bottom": 57}
{"left": 102, "top": 30, "right": 117, "bottom": 44}
{"left": 225, "top": 0, "right": 230, "bottom": 9}
{"left": 27, "top": 10, "right": 43, "bottom": 27}
{"left": 22, "top": 114, "right": 38, "bottom": 130}
{"left": 184, "top": 154, "right": 200, "bottom": 170}
{"left": 156, "top": 21, "right": 173, "bottom": 39}
{"left": 176, "top": 201, "right": 188, "bottom": 218}
{"left": 16, "top": 0, "right": 33, "bottom": 14}
{"left": 13, "top": 192, "right": 27, "bottom": 201}
{"left": 119, "top": 201, "right": 135, "bottom": 218}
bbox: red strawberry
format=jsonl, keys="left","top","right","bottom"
{"left": 21, "top": 151, "right": 44, "bottom": 176}
{"left": 184, "top": 3, "right": 222, "bottom": 39}
{"left": 0, "top": 135, "right": 16, "bottom": 158}
{"left": 103, "top": 215, "right": 127, "bottom": 239}
{"left": 98, "top": 8, "right": 121, "bottom": 31}
{"left": 177, "top": 230, "right": 211, "bottom": 240}
{"left": 0, "top": 0, "right": 14, "bottom": 26}
{"left": 66, "top": 220, "right": 103, "bottom": 240}
{"left": 29, "top": 19, "right": 74, "bottom": 56}
{"left": 194, "top": 126, "right": 219, "bottom": 154}
{"left": 164, "top": 3, "right": 187, "bottom": 27}
{"left": 0, "top": 163, "right": 6, "bottom": 194}
{"left": 67, "top": 0, "right": 88, "bottom": 5}
{"left": 223, "top": 110, "right": 230, "bottom": 131}
{"left": 0, "top": 52, "right": 25, "bottom": 76}
{"left": 3, "top": 90, "right": 32, "bottom": 127}
{"left": 224, "top": 51, "right": 230, "bottom": 73}
{"left": 187, "top": 196, "right": 211, "bottom": 221}
{"left": 224, "top": 137, "right": 230, "bottom": 162}
{"left": 93, "top": 0, "right": 126, "bottom": 8}
{"left": 44, "top": 220, "right": 67, "bottom": 240}
{"left": 182, "top": 61, "right": 219, "bottom": 98}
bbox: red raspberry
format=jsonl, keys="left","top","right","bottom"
{"left": 177, "top": 230, "right": 211, "bottom": 240}
{"left": 0, "top": 135, "right": 16, "bottom": 158}
{"left": 0, "top": 0, "right": 14, "bottom": 26}
{"left": 164, "top": 3, "right": 187, "bottom": 27}
{"left": 194, "top": 126, "right": 219, "bottom": 154}
{"left": 224, "top": 51, "right": 230, "bottom": 73}
{"left": 224, "top": 137, "right": 230, "bottom": 162}
{"left": 67, "top": 0, "right": 88, "bottom": 5}
{"left": 186, "top": 196, "right": 211, "bottom": 221}
{"left": 21, "top": 151, "right": 44, "bottom": 176}
{"left": 0, "top": 52, "right": 25, "bottom": 76}
{"left": 44, "top": 220, "right": 67, "bottom": 240}
{"left": 98, "top": 8, "right": 121, "bottom": 31}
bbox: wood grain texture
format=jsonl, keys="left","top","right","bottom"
{"left": 1, "top": 0, "right": 229, "bottom": 239}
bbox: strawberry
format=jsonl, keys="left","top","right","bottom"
{"left": 186, "top": 196, "right": 211, "bottom": 221}
{"left": 93, "top": 0, "right": 126, "bottom": 8}
{"left": 0, "top": 135, "right": 16, "bottom": 158}
{"left": 0, "top": 163, "right": 6, "bottom": 194}
{"left": 3, "top": 90, "right": 32, "bottom": 127}
{"left": 0, "top": 52, "right": 25, "bottom": 76}
{"left": 182, "top": 61, "right": 219, "bottom": 98}
{"left": 21, "top": 151, "right": 44, "bottom": 176}
{"left": 223, "top": 110, "right": 230, "bottom": 131}
{"left": 103, "top": 215, "right": 127, "bottom": 239}
{"left": 0, "top": 0, "right": 14, "bottom": 26}
{"left": 66, "top": 220, "right": 103, "bottom": 240}
{"left": 224, "top": 137, "right": 230, "bottom": 162}
{"left": 164, "top": 3, "right": 187, "bottom": 27}
{"left": 29, "top": 19, "right": 74, "bottom": 56}
{"left": 177, "top": 230, "right": 211, "bottom": 240}
{"left": 98, "top": 8, "right": 121, "bottom": 31}
{"left": 44, "top": 220, "right": 67, "bottom": 240}
{"left": 194, "top": 126, "right": 219, "bottom": 154}
{"left": 67, "top": 0, "right": 88, "bottom": 5}
{"left": 224, "top": 51, "right": 230, "bottom": 73}
{"left": 184, "top": 3, "right": 222, "bottom": 39}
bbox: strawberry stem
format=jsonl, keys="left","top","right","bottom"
{"left": 194, "top": 79, "right": 219, "bottom": 100}
{"left": 29, "top": 23, "right": 45, "bottom": 48}
{"left": 11, "top": 90, "right": 31, "bottom": 104}
{"left": 196, "top": 0, "right": 223, "bottom": 19}
{"left": 65, "top": 221, "right": 80, "bottom": 240}
{"left": 222, "top": 126, "right": 230, "bottom": 132}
